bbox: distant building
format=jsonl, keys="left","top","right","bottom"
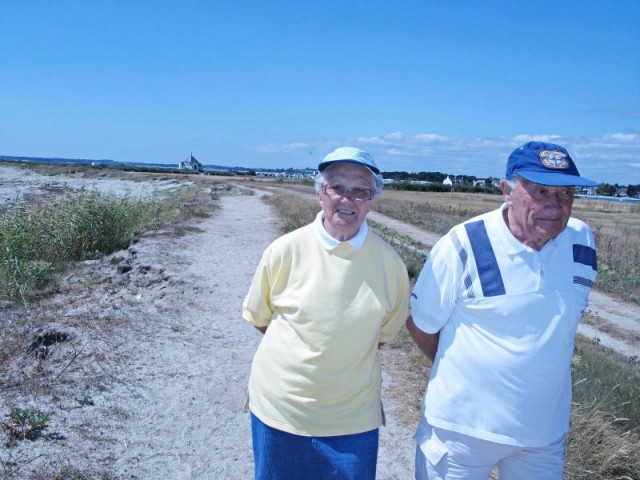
{"left": 255, "top": 170, "right": 315, "bottom": 179}
{"left": 578, "top": 186, "right": 597, "bottom": 196}
{"left": 443, "top": 175, "right": 466, "bottom": 186}
{"left": 179, "top": 153, "right": 204, "bottom": 173}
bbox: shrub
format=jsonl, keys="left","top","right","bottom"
{"left": 0, "top": 187, "right": 216, "bottom": 302}
{"left": 1, "top": 406, "right": 50, "bottom": 442}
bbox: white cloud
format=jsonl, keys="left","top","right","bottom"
{"left": 413, "top": 133, "right": 449, "bottom": 143}
{"left": 357, "top": 136, "right": 385, "bottom": 145}
{"left": 603, "top": 133, "right": 640, "bottom": 142}
{"left": 386, "top": 147, "right": 415, "bottom": 157}
{"left": 513, "top": 134, "right": 562, "bottom": 143}
{"left": 255, "top": 142, "right": 310, "bottom": 153}
{"left": 281, "top": 142, "right": 311, "bottom": 152}
{"left": 384, "top": 131, "right": 405, "bottom": 141}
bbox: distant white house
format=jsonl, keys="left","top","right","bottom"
{"left": 443, "top": 176, "right": 453, "bottom": 186}
{"left": 615, "top": 186, "right": 628, "bottom": 197}
{"left": 179, "top": 153, "right": 204, "bottom": 173}
{"left": 579, "top": 186, "right": 598, "bottom": 195}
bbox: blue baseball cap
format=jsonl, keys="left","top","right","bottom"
{"left": 318, "top": 147, "right": 380, "bottom": 175}
{"left": 506, "top": 141, "right": 596, "bottom": 187}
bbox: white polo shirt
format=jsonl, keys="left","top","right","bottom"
{"left": 411, "top": 204, "right": 597, "bottom": 447}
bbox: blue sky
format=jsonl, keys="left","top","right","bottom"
{"left": 1, "top": 1, "right": 639, "bottom": 184}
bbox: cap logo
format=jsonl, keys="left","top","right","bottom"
{"left": 539, "top": 149, "right": 570, "bottom": 170}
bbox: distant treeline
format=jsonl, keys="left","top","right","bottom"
{"left": 385, "top": 181, "right": 500, "bottom": 195}
{"left": 382, "top": 171, "right": 639, "bottom": 198}
{"left": 2, "top": 155, "right": 637, "bottom": 197}
{"left": 383, "top": 171, "right": 490, "bottom": 184}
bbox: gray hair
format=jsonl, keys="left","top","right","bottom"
{"left": 314, "top": 166, "right": 384, "bottom": 198}
{"left": 504, "top": 174, "right": 523, "bottom": 190}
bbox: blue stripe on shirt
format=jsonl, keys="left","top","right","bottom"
{"left": 574, "top": 276, "right": 594, "bottom": 288}
{"left": 573, "top": 244, "right": 597, "bottom": 271}
{"left": 464, "top": 220, "right": 506, "bottom": 297}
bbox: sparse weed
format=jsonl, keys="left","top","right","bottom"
{"left": 592, "top": 226, "right": 640, "bottom": 304}
{"left": 572, "top": 337, "right": 640, "bottom": 429}
{"left": 75, "top": 395, "right": 94, "bottom": 407}
{"left": 1, "top": 407, "right": 50, "bottom": 442}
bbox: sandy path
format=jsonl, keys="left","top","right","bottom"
{"left": 113, "top": 192, "right": 414, "bottom": 478}
{"left": 105, "top": 193, "right": 277, "bottom": 478}
{"left": 1, "top": 188, "right": 415, "bottom": 479}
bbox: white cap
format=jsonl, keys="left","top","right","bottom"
{"left": 318, "top": 147, "right": 380, "bottom": 175}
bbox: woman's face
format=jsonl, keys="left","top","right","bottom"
{"left": 318, "top": 163, "right": 375, "bottom": 241}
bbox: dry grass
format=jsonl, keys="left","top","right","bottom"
{"left": 0, "top": 181, "right": 221, "bottom": 305}
{"left": 565, "top": 400, "right": 640, "bottom": 479}
{"left": 262, "top": 191, "right": 318, "bottom": 233}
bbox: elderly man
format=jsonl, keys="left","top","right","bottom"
{"left": 244, "top": 147, "right": 410, "bottom": 479}
{"left": 407, "top": 141, "right": 598, "bottom": 480}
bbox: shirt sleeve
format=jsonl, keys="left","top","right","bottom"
{"left": 242, "top": 249, "right": 274, "bottom": 328}
{"left": 410, "top": 231, "right": 463, "bottom": 334}
{"left": 379, "top": 263, "right": 411, "bottom": 344}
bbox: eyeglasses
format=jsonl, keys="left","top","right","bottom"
{"left": 322, "top": 184, "right": 374, "bottom": 202}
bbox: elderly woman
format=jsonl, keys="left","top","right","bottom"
{"left": 243, "top": 147, "right": 410, "bottom": 479}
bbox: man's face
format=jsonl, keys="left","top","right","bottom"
{"left": 318, "top": 163, "right": 375, "bottom": 241}
{"left": 500, "top": 178, "right": 574, "bottom": 250}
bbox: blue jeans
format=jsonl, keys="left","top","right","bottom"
{"left": 251, "top": 413, "right": 379, "bottom": 479}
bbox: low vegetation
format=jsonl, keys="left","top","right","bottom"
{"left": 0, "top": 185, "right": 220, "bottom": 304}
{"left": 1, "top": 407, "right": 50, "bottom": 444}
{"left": 592, "top": 227, "right": 640, "bottom": 305}
{"left": 567, "top": 338, "right": 640, "bottom": 478}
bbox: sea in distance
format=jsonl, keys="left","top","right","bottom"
{"left": 577, "top": 195, "right": 640, "bottom": 204}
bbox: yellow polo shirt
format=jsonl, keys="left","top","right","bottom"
{"left": 243, "top": 218, "right": 409, "bottom": 436}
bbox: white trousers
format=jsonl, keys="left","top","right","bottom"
{"left": 414, "top": 421, "right": 565, "bottom": 480}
